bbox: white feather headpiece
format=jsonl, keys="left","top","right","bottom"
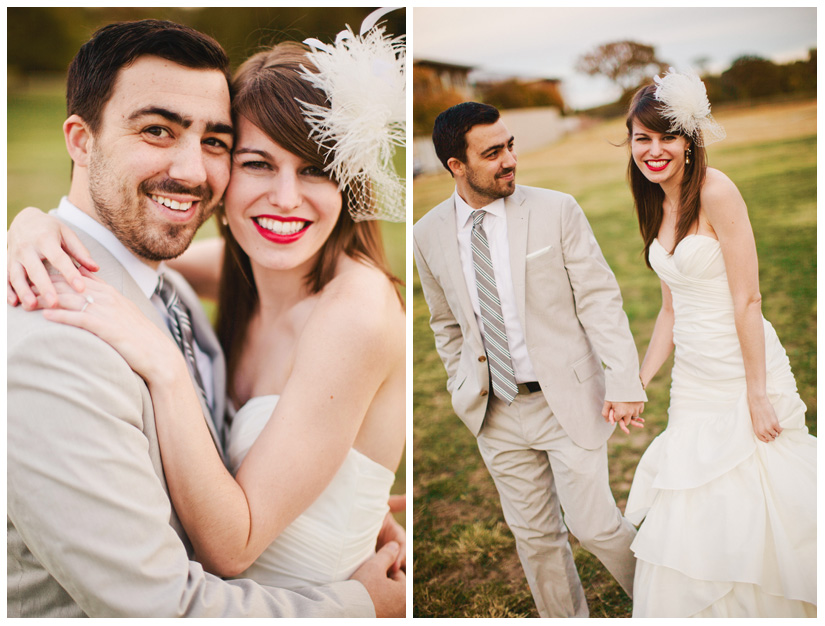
{"left": 299, "top": 7, "right": 406, "bottom": 222}
{"left": 653, "top": 67, "right": 725, "bottom": 146}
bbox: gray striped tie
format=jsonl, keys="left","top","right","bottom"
{"left": 155, "top": 274, "right": 210, "bottom": 413}
{"left": 471, "top": 210, "right": 518, "bottom": 404}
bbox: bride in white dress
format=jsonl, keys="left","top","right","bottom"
{"left": 8, "top": 11, "right": 406, "bottom": 597}
{"left": 622, "top": 69, "right": 816, "bottom": 617}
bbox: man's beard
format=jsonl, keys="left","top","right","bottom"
{"left": 466, "top": 165, "right": 516, "bottom": 203}
{"left": 88, "top": 153, "right": 216, "bottom": 262}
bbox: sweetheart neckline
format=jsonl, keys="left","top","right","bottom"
{"left": 653, "top": 233, "right": 719, "bottom": 253}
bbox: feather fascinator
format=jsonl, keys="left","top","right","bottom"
{"left": 299, "top": 7, "right": 406, "bottom": 222}
{"left": 653, "top": 67, "right": 725, "bottom": 146}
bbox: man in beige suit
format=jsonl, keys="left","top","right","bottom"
{"left": 7, "top": 19, "right": 403, "bottom": 618}
{"left": 413, "top": 102, "right": 646, "bottom": 617}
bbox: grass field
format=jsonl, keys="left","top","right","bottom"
{"left": 411, "top": 100, "right": 816, "bottom": 617}
{"left": 7, "top": 81, "right": 407, "bottom": 515}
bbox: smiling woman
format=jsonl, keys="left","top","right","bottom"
{"left": 7, "top": 10, "right": 406, "bottom": 618}
{"left": 622, "top": 69, "right": 816, "bottom": 619}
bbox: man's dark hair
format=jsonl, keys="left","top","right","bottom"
{"left": 432, "top": 101, "right": 500, "bottom": 175}
{"left": 67, "top": 19, "right": 231, "bottom": 135}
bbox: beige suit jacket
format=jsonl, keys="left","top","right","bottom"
{"left": 7, "top": 223, "right": 374, "bottom": 617}
{"left": 413, "top": 185, "right": 646, "bottom": 450}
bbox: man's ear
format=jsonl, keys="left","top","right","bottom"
{"left": 64, "top": 114, "right": 92, "bottom": 167}
{"left": 447, "top": 157, "right": 464, "bottom": 179}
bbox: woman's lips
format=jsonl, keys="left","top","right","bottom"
{"left": 253, "top": 215, "right": 311, "bottom": 244}
{"left": 645, "top": 160, "right": 669, "bottom": 172}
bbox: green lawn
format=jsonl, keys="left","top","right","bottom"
{"left": 412, "top": 100, "right": 816, "bottom": 617}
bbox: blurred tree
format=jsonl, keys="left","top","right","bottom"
{"left": 413, "top": 64, "right": 464, "bottom": 136}
{"left": 8, "top": 7, "right": 76, "bottom": 73}
{"left": 721, "top": 55, "right": 782, "bottom": 100}
{"left": 781, "top": 49, "right": 816, "bottom": 95}
{"left": 575, "top": 41, "right": 668, "bottom": 93}
{"left": 413, "top": 65, "right": 465, "bottom": 135}
{"left": 8, "top": 7, "right": 405, "bottom": 77}
{"left": 478, "top": 78, "right": 565, "bottom": 112}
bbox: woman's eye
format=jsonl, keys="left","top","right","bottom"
{"left": 302, "top": 166, "right": 327, "bottom": 178}
{"left": 241, "top": 160, "right": 270, "bottom": 171}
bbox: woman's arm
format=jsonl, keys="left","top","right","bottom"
{"left": 44, "top": 268, "right": 400, "bottom": 577}
{"left": 702, "top": 169, "right": 781, "bottom": 443}
{"left": 639, "top": 279, "right": 675, "bottom": 389}
{"left": 156, "top": 273, "right": 400, "bottom": 576}
{"left": 165, "top": 238, "right": 225, "bottom": 301}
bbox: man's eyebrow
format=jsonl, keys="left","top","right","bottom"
{"left": 129, "top": 106, "right": 191, "bottom": 128}
{"left": 481, "top": 136, "right": 514, "bottom": 156}
{"left": 207, "top": 121, "right": 234, "bottom": 136}
{"left": 128, "top": 107, "right": 233, "bottom": 136}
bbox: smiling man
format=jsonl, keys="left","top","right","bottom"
{"left": 7, "top": 19, "right": 401, "bottom": 618}
{"left": 413, "top": 101, "right": 647, "bottom": 617}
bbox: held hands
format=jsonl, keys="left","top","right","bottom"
{"left": 748, "top": 394, "right": 783, "bottom": 443}
{"left": 7, "top": 207, "right": 98, "bottom": 309}
{"left": 602, "top": 401, "right": 645, "bottom": 434}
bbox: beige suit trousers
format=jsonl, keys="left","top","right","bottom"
{"left": 476, "top": 391, "right": 637, "bottom": 618}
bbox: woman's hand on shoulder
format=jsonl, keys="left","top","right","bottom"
{"left": 42, "top": 271, "right": 183, "bottom": 385}
{"left": 8, "top": 207, "right": 99, "bottom": 310}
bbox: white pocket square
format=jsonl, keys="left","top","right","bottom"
{"left": 526, "top": 245, "right": 553, "bottom": 260}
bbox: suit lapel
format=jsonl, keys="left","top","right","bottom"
{"left": 435, "top": 198, "right": 482, "bottom": 340}
{"left": 505, "top": 187, "right": 529, "bottom": 332}
{"left": 67, "top": 225, "right": 226, "bottom": 462}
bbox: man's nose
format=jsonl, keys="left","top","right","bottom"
{"left": 502, "top": 149, "right": 517, "bottom": 169}
{"left": 168, "top": 139, "right": 208, "bottom": 187}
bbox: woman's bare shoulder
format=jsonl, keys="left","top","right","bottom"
{"left": 311, "top": 257, "right": 403, "bottom": 336}
{"left": 702, "top": 167, "right": 741, "bottom": 201}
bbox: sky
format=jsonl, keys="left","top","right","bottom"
{"left": 413, "top": 7, "right": 817, "bottom": 109}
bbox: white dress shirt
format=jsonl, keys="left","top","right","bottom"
{"left": 454, "top": 190, "right": 538, "bottom": 383}
{"left": 54, "top": 197, "right": 215, "bottom": 408}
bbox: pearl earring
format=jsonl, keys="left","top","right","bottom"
{"left": 685, "top": 147, "right": 692, "bottom": 165}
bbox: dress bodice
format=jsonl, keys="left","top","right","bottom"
{"left": 226, "top": 395, "right": 395, "bottom": 589}
{"left": 650, "top": 235, "right": 734, "bottom": 327}
{"left": 649, "top": 235, "right": 750, "bottom": 382}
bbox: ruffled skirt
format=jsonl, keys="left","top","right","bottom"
{"left": 626, "top": 326, "right": 816, "bottom": 617}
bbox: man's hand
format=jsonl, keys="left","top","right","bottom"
{"left": 350, "top": 541, "right": 406, "bottom": 617}
{"left": 602, "top": 401, "right": 645, "bottom": 434}
{"left": 376, "top": 500, "right": 406, "bottom": 573}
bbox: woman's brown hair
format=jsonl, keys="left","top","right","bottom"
{"left": 215, "top": 42, "right": 402, "bottom": 400}
{"left": 625, "top": 85, "right": 707, "bottom": 268}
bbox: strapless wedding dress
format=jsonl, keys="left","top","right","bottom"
{"left": 626, "top": 235, "right": 816, "bottom": 617}
{"left": 226, "top": 395, "right": 395, "bottom": 589}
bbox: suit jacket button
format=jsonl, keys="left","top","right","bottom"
{"left": 478, "top": 356, "right": 486, "bottom": 362}
{"left": 480, "top": 390, "right": 488, "bottom": 396}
